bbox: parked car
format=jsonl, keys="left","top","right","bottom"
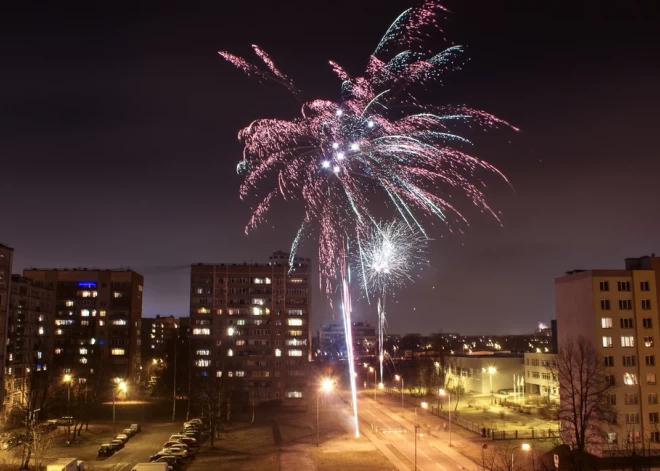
{"left": 110, "top": 439, "right": 124, "bottom": 451}
{"left": 58, "top": 416, "right": 74, "bottom": 426}
{"left": 129, "top": 423, "right": 141, "bottom": 433}
{"left": 115, "top": 433, "right": 129, "bottom": 443}
{"left": 98, "top": 443, "right": 114, "bottom": 457}
{"left": 169, "top": 435, "right": 196, "bottom": 447}
{"left": 159, "top": 447, "right": 188, "bottom": 459}
{"left": 122, "top": 428, "right": 136, "bottom": 438}
{"left": 149, "top": 453, "right": 182, "bottom": 463}
{"left": 151, "top": 456, "right": 185, "bottom": 471}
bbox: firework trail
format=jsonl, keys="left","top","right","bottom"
{"left": 219, "top": 0, "right": 516, "bottom": 437}
{"left": 340, "top": 245, "right": 360, "bottom": 437}
{"left": 219, "top": 0, "right": 516, "bottom": 295}
{"left": 355, "top": 220, "right": 427, "bottom": 383}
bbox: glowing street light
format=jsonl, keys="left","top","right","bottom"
{"left": 395, "top": 375, "right": 404, "bottom": 417}
{"left": 511, "top": 443, "right": 531, "bottom": 471}
{"left": 113, "top": 379, "right": 128, "bottom": 436}
{"left": 439, "top": 388, "right": 452, "bottom": 446}
{"left": 317, "top": 379, "right": 334, "bottom": 446}
{"left": 63, "top": 374, "right": 73, "bottom": 444}
{"left": 488, "top": 366, "right": 496, "bottom": 394}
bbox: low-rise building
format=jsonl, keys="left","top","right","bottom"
{"left": 317, "top": 322, "right": 377, "bottom": 359}
{"left": 523, "top": 352, "right": 559, "bottom": 400}
{"left": 444, "top": 354, "right": 524, "bottom": 395}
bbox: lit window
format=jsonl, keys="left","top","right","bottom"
{"left": 286, "top": 391, "right": 303, "bottom": 398}
{"left": 79, "top": 357, "right": 88, "bottom": 364}
{"left": 275, "top": 349, "right": 282, "bottom": 357}
{"left": 235, "top": 371, "right": 245, "bottom": 377}
{"left": 112, "top": 319, "right": 127, "bottom": 326}
{"left": 624, "top": 373, "right": 638, "bottom": 385}
{"left": 621, "top": 336, "right": 635, "bottom": 348}
{"left": 79, "top": 348, "right": 88, "bottom": 355}
{"left": 195, "top": 359, "right": 210, "bottom": 367}
{"left": 265, "top": 278, "right": 271, "bottom": 284}
{"left": 55, "top": 329, "right": 64, "bottom": 335}
{"left": 99, "top": 310, "right": 106, "bottom": 317}
{"left": 99, "top": 320, "right": 105, "bottom": 326}
{"left": 80, "top": 291, "right": 92, "bottom": 298}
{"left": 602, "top": 336, "right": 613, "bottom": 348}
{"left": 113, "top": 292, "right": 122, "bottom": 298}
{"left": 252, "top": 307, "right": 263, "bottom": 316}
{"left": 196, "top": 349, "right": 210, "bottom": 356}
{"left": 81, "top": 309, "right": 90, "bottom": 317}
{"left": 111, "top": 348, "right": 125, "bottom": 356}
{"left": 192, "top": 328, "right": 210, "bottom": 336}
{"left": 91, "top": 310, "right": 97, "bottom": 317}
{"left": 289, "top": 278, "right": 303, "bottom": 284}
{"left": 645, "top": 336, "right": 654, "bottom": 347}
{"left": 601, "top": 317, "right": 612, "bottom": 328}
{"left": 253, "top": 278, "right": 264, "bottom": 284}
{"left": 216, "top": 371, "right": 223, "bottom": 378}
{"left": 235, "top": 340, "right": 245, "bottom": 346}
{"left": 197, "top": 307, "right": 209, "bottom": 314}
{"left": 227, "top": 349, "right": 233, "bottom": 357}
{"left": 287, "top": 319, "right": 303, "bottom": 326}
{"left": 216, "top": 309, "right": 223, "bottom": 315}
{"left": 55, "top": 348, "right": 62, "bottom": 355}
{"left": 65, "top": 301, "right": 74, "bottom": 307}
{"left": 81, "top": 320, "right": 89, "bottom": 326}
{"left": 288, "top": 349, "right": 303, "bottom": 357}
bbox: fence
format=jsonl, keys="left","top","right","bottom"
{"left": 383, "top": 387, "right": 559, "bottom": 441}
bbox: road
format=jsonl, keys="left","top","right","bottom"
{"left": 356, "top": 391, "right": 475, "bottom": 471}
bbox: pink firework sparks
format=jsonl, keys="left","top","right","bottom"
{"left": 220, "top": 0, "right": 517, "bottom": 295}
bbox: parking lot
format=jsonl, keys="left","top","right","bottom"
{"left": 41, "top": 419, "right": 206, "bottom": 471}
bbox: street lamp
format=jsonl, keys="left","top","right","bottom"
{"left": 113, "top": 379, "right": 127, "bottom": 437}
{"left": 439, "top": 388, "right": 452, "bottom": 446}
{"left": 317, "top": 379, "right": 334, "bottom": 447}
{"left": 395, "top": 375, "right": 404, "bottom": 417}
{"left": 414, "top": 424, "right": 420, "bottom": 471}
{"left": 488, "top": 366, "right": 496, "bottom": 394}
{"left": 63, "top": 374, "right": 73, "bottom": 443}
{"left": 369, "top": 367, "right": 378, "bottom": 401}
{"left": 511, "top": 443, "right": 531, "bottom": 471}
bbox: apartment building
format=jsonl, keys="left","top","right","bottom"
{"left": 23, "top": 269, "right": 144, "bottom": 386}
{"left": 556, "top": 255, "right": 660, "bottom": 452}
{"left": 141, "top": 315, "right": 182, "bottom": 364}
{"left": 0, "top": 244, "right": 14, "bottom": 406}
{"left": 317, "top": 321, "right": 377, "bottom": 359}
{"left": 4, "top": 276, "right": 55, "bottom": 412}
{"left": 190, "top": 251, "right": 311, "bottom": 403}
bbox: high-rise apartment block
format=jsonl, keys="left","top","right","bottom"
{"left": 190, "top": 251, "right": 311, "bottom": 403}
{"left": 0, "top": 244, "right": 14, "bottom": 406}
{"left": 556, "top": 255, "right": 660, "bottom": 451}
{"left": 4, "top": 276, "right": 55, "bottom": 411}
{"left": 141, "top": 315, "right": 182, "bottom": 363}
{"left": 22, "top": 269, "right": 144, "bottom": 385}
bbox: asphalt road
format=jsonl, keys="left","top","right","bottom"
{"left": 85, "top": 422, "right": 180, "bottom": 471}
{"left": 357, "top": 391, "right": 472, "bottom": 471}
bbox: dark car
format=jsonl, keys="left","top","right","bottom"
{"left": 129, "top": 423, "right": 141, "bottom": 433}
{"left": 110, "top": 439, "right": 124, "bottom": 451}
{"left": 152, "top": 455, "right": 185, "bottom": 470}
{"left": 98, "top": 444, "right": 114, "bottom": 457}
{"left": 122, "top": 428, "right": 136, "bottom": 438}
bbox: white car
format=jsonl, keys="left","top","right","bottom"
{"left": 159, "top": 447, "right": 188, "bottom": 458}
{"left": 169, "top": 434, "right": 196, "bottom": 444}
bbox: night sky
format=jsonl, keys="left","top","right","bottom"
{"left": 2, "top": 0, "right": 659, "bottom": 335}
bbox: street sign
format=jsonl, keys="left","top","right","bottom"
{"left": 554, "top": 453, "right": 559, "bottom": 469}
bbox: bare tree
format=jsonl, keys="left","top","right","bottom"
{"left": 557, "top": 335, "right": 614, "bottom": 454}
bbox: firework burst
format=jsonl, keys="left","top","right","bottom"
{"left": 219, "top": 0, "right": 515, "bottom": 294}
{"left": 355, "top": 220, "right": 427, "bottom": 382}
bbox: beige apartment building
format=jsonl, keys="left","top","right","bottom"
{"left": 190, "top": 251, "right": 311, "bottom": 403}
{"left": 524, "top": 352, "right": 559, "bottom": 400}
{"left": 0, "top": 244, "right": 14, "bottom": 407}
{"left": 23, "top": 269, "right": 144, "bottom": 386}
{"left": 556, "top": 255, "right": 660, "bottom": 453}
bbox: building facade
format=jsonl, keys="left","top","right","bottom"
{"left": 443, "top": 354, "right": 524, "bottom": 395}
{"left": 22, "top": 269, "right": 144, "bottom": 386}
{"left": 190, "top": 251, "right": 311, "bottom": 403}
{"left": 523, "top": 352, "right": 559, "bottom": 400}
{"left": 4, "top": 276, "right": 55, "bottom": 412}
{"left": 556, "top": 256, "right": 660, "bottom": 452}
{"left": 141, "top": 315, "right": 181, "bottom": 363}
{"left": 0, "top": 244, "right": 14, "bottom": 406}
{"left": 317, "top": 322, "right": 377, "bottom": 359}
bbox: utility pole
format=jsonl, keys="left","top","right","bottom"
{"left": 172, "top": 332, "right": 177, "bottom": 421}
{"left": 186, "top": 335, "right": 192, "bottom": 421}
